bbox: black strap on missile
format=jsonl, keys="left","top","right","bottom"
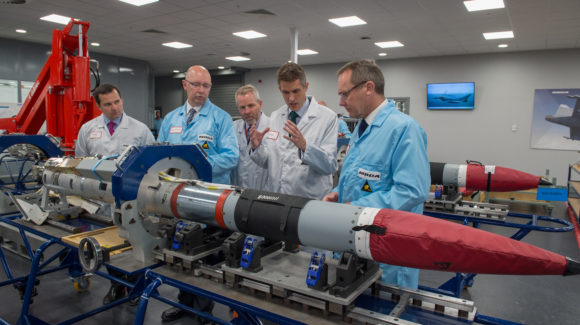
{"left": 467, "top": 160, "right": 492, "bottom": 193}
{"left": 352, "top": 224, "right": 386, "bottom": 236}
{"left": 234, "top": 189, "right": 310, "bottom": 243}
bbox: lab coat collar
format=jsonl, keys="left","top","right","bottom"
{"left": 368, "top": 99, "right": 396, "bottom": 129}
{"left": 356, "top": 99, "right": 394, "bottom": 140}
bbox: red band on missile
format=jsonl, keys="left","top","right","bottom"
{"left": 170, "top": 183, "right": 187, "bottom": 219}
{"left": 368, "top": 208, "right": 567, "bottom": 275}
{"left": 215, "top": 189, "right": 232, "bottom": 229}
{"left": 465, "top": 164, "right": 541, "bottom": 192}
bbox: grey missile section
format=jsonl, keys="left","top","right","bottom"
{"left": 297, "top": 200, "right": 363, "bottom": 253}
{"left": 430, "top": 162, "right": 461, "bottom": 186}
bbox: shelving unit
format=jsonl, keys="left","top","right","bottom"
{"left": 567, "top": 162, "right": 580, "bottom": 221}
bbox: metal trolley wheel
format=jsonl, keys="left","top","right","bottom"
{"left": 72, "top": 276, "right": 91, "bottom": 292}
{"left": 78, "top": 237, "right": 104, "bottom": 273}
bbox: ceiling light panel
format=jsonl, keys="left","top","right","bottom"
{"left": 15, "top": 29, "right": 27, "bottom": 33}
{"left": 233, "top": 30, "right": 267, "bottom": 39}
{"left": 498, "top": 44, "right": 508, "bottom": 48}
{"left": 40, "top": 14, "right": 75, "bottom": 25}
{"left": 118, "top": 0, "right": 158, "bottom": 6}
{"left": 162, "top": 42, "right": 192, "bottom": 49}
{"left": 483, "top": 31, "right": 514, "bottom": 40}
{"left": 464, "top": 0, "right": 504, "bottom": 12}
{"left": 328, "top": 16, "right": 366, "bottom": 27}
{"left": 226, "top": 56, "right": 250, "bottom": 61}
{"left": 374, "top": 41, "right": 404, "bottom": 48}
{"left": 297, "top": 49, "right": 318, "bottom": 55}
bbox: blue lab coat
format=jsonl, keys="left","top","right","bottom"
{"left": 338, "top": 119, "right": 352, "bottom": 138}
{"left": 157, "top": 100, "right": 239, "bottom": 185}
{"left": 334, "top": 99, "right": 430, "bottom": 289}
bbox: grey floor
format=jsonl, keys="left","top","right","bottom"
{"left": 0, "top": 202, "right": 579, "bottom": 325}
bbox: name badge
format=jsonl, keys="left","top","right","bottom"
{"left": 358, "top": 168, "right": 381, "bottom": 181}
{"left": 169, "top": 126, "right": 183, "bottom": 134}
{"left": 198, "top": 134, "right": 214, "bottom": 142}
{"left": 266, "top": 131, "right": 279, "bottom": 140}
{"left": 89, "top": 130, "right": 102, "bottom": 139}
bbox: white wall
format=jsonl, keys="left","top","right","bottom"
{"left": 246, "top": 49, "right": 580, "bottom": 186}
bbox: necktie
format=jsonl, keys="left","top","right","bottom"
{"left": 358, "top": 119, "right": 368, "bottom": 137}
{"left": 289, "top": 111, "right": 299, "bottom": 124}
{"left": 186, "top": 108, "right": 196, "bottom": 125}
{"left": 108, "top": 121, "right": 116, "bottom": 135}
{"left": 246, "top": 125, "right": 251, "bottom": 144}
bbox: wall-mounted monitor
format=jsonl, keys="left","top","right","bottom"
{"left": 426, "top": 82, "right": 475, "bottom": 110}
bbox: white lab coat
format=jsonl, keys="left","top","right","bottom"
{"left": 251, "top": 97, "right": 338, "bottom": 199}
{"left": 231, "top": 113, "right": 270, "bottom": 190}
{"left": 75, "top": 114, "right": 155, "bottom": 157}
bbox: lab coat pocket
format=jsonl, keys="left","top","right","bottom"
{"left": 355, "top": 162, "right": 389, "bottom": 193}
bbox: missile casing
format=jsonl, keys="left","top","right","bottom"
{"left": 430, "top": 162, "right": 550, "bottom": 192}
{"left": 40, "top": 156, "right": 580, "bottom": 277}
{"left": 162, "top": 186, "right": 580, "bottom": 276}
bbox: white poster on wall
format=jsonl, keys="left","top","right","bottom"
{"left": 530, "top": 88, "right": 580, "bottom": 150}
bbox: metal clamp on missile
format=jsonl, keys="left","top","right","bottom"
{"left": 306, "top": 251, "right": 328, "bottom": 291}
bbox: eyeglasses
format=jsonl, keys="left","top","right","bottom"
{"left": 184, "top": 79, "right": 212, "bottom": 90}
{"left": 338, "top": 80, "right": 368, "bottom": 100}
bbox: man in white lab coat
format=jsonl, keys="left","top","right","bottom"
{"left": 75, "top": 84, "right": 154, "bottom": 157}
{"left": 231, "top": 84, "right": 270, "bottom": 189}
{"left": 250, "top": 62, "right": 338, "bottom": 199}
{"left": 74, "top": 84, "right": 154, "bottom": 305}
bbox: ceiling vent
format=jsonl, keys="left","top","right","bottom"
{"left": 0, "top": 0, "right": 26, "bottom": 3}
{"left": 244, "top": 9, "right": 276, "bottom": 16}
{"left": 141, "top": 29, "right": 167, "bottom": 34}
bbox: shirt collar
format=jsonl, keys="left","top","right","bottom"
{"left": 364, "top": 99, "right": 388, "bottom": 125}
{"left": 103, "top": 114, "right": 123, "bottom": 126}
{"left": 288, "top": 96, "right": 310, "bottom": 118}
{"left": 186, "top": 101, "right": 201, "bottom": 116}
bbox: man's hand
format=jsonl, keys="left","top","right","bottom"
{"left": 322, "top": 192, "right": 338, "bottom": 202}
{"left": 250, "top": 125, "right": 270, "bottom": 150}
{"left": 283, "top": 120, "right": 306, "bottom": 151}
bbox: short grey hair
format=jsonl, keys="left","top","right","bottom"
{"left": 235, "top": 84, "right": 262, "bottom": 104}
{"left": 337, "top": 59, "right": 385, "bottom": 95}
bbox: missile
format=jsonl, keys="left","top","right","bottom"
{"left": 430, "top": 162, "right": 552, "bottom": 192}
{"left": 40, "top": 156, "right": 579, "bottom": 277}
{"left": 141, "top": 181, "right": 579, "bottom": 276}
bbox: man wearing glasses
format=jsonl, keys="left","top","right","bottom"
{"left": 157, "top": 65, "right": 238, "bottom": 185}
{"left": 250, "top": 62, "right": 338, "bottom": 200}
{"left": 323, "top": 59, "right": 430, "bottom": 290}
{"left": 157, "top": 65, "right": 238, "bottom": 322}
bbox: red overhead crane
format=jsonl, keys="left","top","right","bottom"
{"left": 0, "top": 19, "right": 100, "bottom": 153}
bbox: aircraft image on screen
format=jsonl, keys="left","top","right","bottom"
{"left": 426, "top": 82, "right": 475, "bottom": 110}
{"left": 433, "top": 94, "right": 471, "bottom": 103}
{"left": 545, "top": 95, "right": 580, "bottom": 140}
